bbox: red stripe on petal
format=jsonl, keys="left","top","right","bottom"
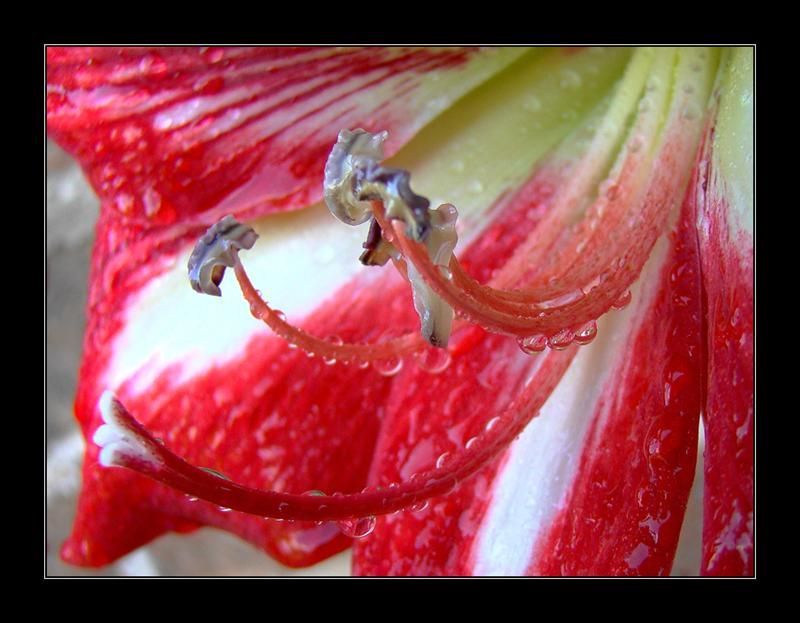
{"left": 351, "top": 166, "right": 570, "bottom": 576}
{"left": 529, "top": 177, "right": 705, "bottom": 576}
{"left": 695, "top": 131, "right": 754, "bottom": 577}
{"left": 65, "top": 265, "right": 420, "bottom": 567}
{"left": 47, "top": 47, "right": 503, "bottom": 228}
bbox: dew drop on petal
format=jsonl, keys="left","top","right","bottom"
{"left": 485, "top": 416, "right": 501, "bottom": 433}
{"left": 415, "top": 346, "right": 452, "bottom": 374}
{"left": 410, "top": 500, "right": 429, "bottom": 513}
{"left": 304, "top": 489, "right": 326, "bottom": 496}
{"left": 522, "top": 94, "right": 542, "bottom": 112}
{"left": 574, "top": 320, "right": 598, "bottom": 345}
{"left": 465, "top": 436, "right": 479, "bottom": 450}
{"left": 612, "top": 290, "right": 632, "bottom": 310}
{"left": 468, "top": 180, "right": 484, "bottom": 194}
{"left": 436, "top": 452, "right": 451, "bottom": 469}
{"left": 338, "top": 516, "right": 377, "bottom": 538}
{"left": 374, "top": 356, "right": 404, "bottom": 377}
{"left": 323, "top": 335, "right": 343, "bottom": 365}
{"left": 560, "top": 69, "right": 582, "bottom": 89}
{"left": 548, "top": 328, "right": 575, "bottom": 350}
{"left": 518, "top": 334, "right": 548, "bottom": 355}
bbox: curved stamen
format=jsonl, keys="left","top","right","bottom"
{"left": 188, "top": 214, "right": 428, "bottom": 365}
{"left": 95, "top": 347, "right": 575, "bottom": 522}
{"left": 232, "top": 254, "right": 426, "bottom": 363}
{"left": 374, "top": 205, "right": 643, "bottom": 337}
{"left": 324, "top": 128, "right": 458, "bottom": 347}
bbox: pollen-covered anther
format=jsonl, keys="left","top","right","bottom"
{"left": 324, "top": 128, "right": 431, "bottom": 242}
{"left": 92, "top": 391, "right": 160, "bottom": 468}
{"left": 325, "top": 129, "right": 460, "bottom": 348}
{"left": 188, "top": 215, "right": 259, "bottom": 296}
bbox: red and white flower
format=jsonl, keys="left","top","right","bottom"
{"left": 46, "top": 46, "right": 753, "bottom": 575}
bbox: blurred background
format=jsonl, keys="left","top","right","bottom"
{"left": 46, "top": 139, "right": 702, "bottom": 577}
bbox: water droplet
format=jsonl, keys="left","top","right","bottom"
{"left": 186, "top": 495, "right": 198, "bottom": 502}
{"left": 357, "top": 360, "right": 370, "bottom": 370}
{"left": 374, "top": 356, "right": 404, "bottom": 377}
{"left": 273, "top": 309, "right": 287, "bottom": 322}
{"left": 465, "top": 436, "right": 479, "bottom": 450}
{"left": 410, "top": 500, "right": 429, "bottom": 513}
{"left": 249, "top": 303, "right": 261, "bottom": 318}
{"left": 522, "top": 94, "right": 542, "bottom": 112}
{"left": 438, "top": 265, "right": 453, "bottom": 281}
{"left": 338, "top": 516, "right": 377, "bottom": 538}
{"left": 485, "top": 416, "right": 501, "bottom": 433}
{"left": 548, "top": 328, "right": 575, "bottom": 350}
{"left": 612, "top": 290, "right": 632, "bottom": 310}
{"left": 439, "top": 203, "right": 459, "bottom": 225}
{"left": 278, "top": 502, "right": 289, "bottom": 513}
{"left": 305, "top": 489, "right": 326, "bottom": 496}
{"left": 436, "top": 452, "right": 451, "bottom": 469}
{"left": 574, "top": 320, "right": 598, "bottom": 345}
{"left": 604, "top": 183, "right": 620, "bottom": 200}
{"left": 323, "top": 336, "right": 343, "bottom": 365}
{"left": 559, "top": 69, "right": 582, "bottom": 89}
{"left": 201, "top": 467, "right": 230, "bottom": 480}
{"left": 731, "top": 306, "right": 743, "bottom": 329}
{"left": 288, "top": 342, "right": 298, "bottom": 349}
{"left": 218, "top": 506, "right": 233, "bottom": 512}
{"left": 518, "top": 334, "right": 547, "bottom": 355}
{"left": 415, "top": 347, "right": 452, "bottom": 374}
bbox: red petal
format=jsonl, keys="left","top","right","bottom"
{"left": 52, "top": 46, "right": 523, "bottom": 568}
{"left": 353, "top": 165, "right": 572, "bottom": 575}
{"left": 530, "top": 180, "right": 704, "bottom": 576}
{"left": 354, "top": 69, "right": 711, "bottom": 574}
{"left": 47, "top": 47, "right": 518, "bottom": 226}
{"left": 694, "top": 52, "right": 754, "bottom": 575}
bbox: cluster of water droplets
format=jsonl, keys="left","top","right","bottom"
{"left": 514, "top": 285, "right": 632, "bottom": 357}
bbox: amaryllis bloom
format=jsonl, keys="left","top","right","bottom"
{"left": 46, "top": 46, "right": 753, "bottom": 576}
